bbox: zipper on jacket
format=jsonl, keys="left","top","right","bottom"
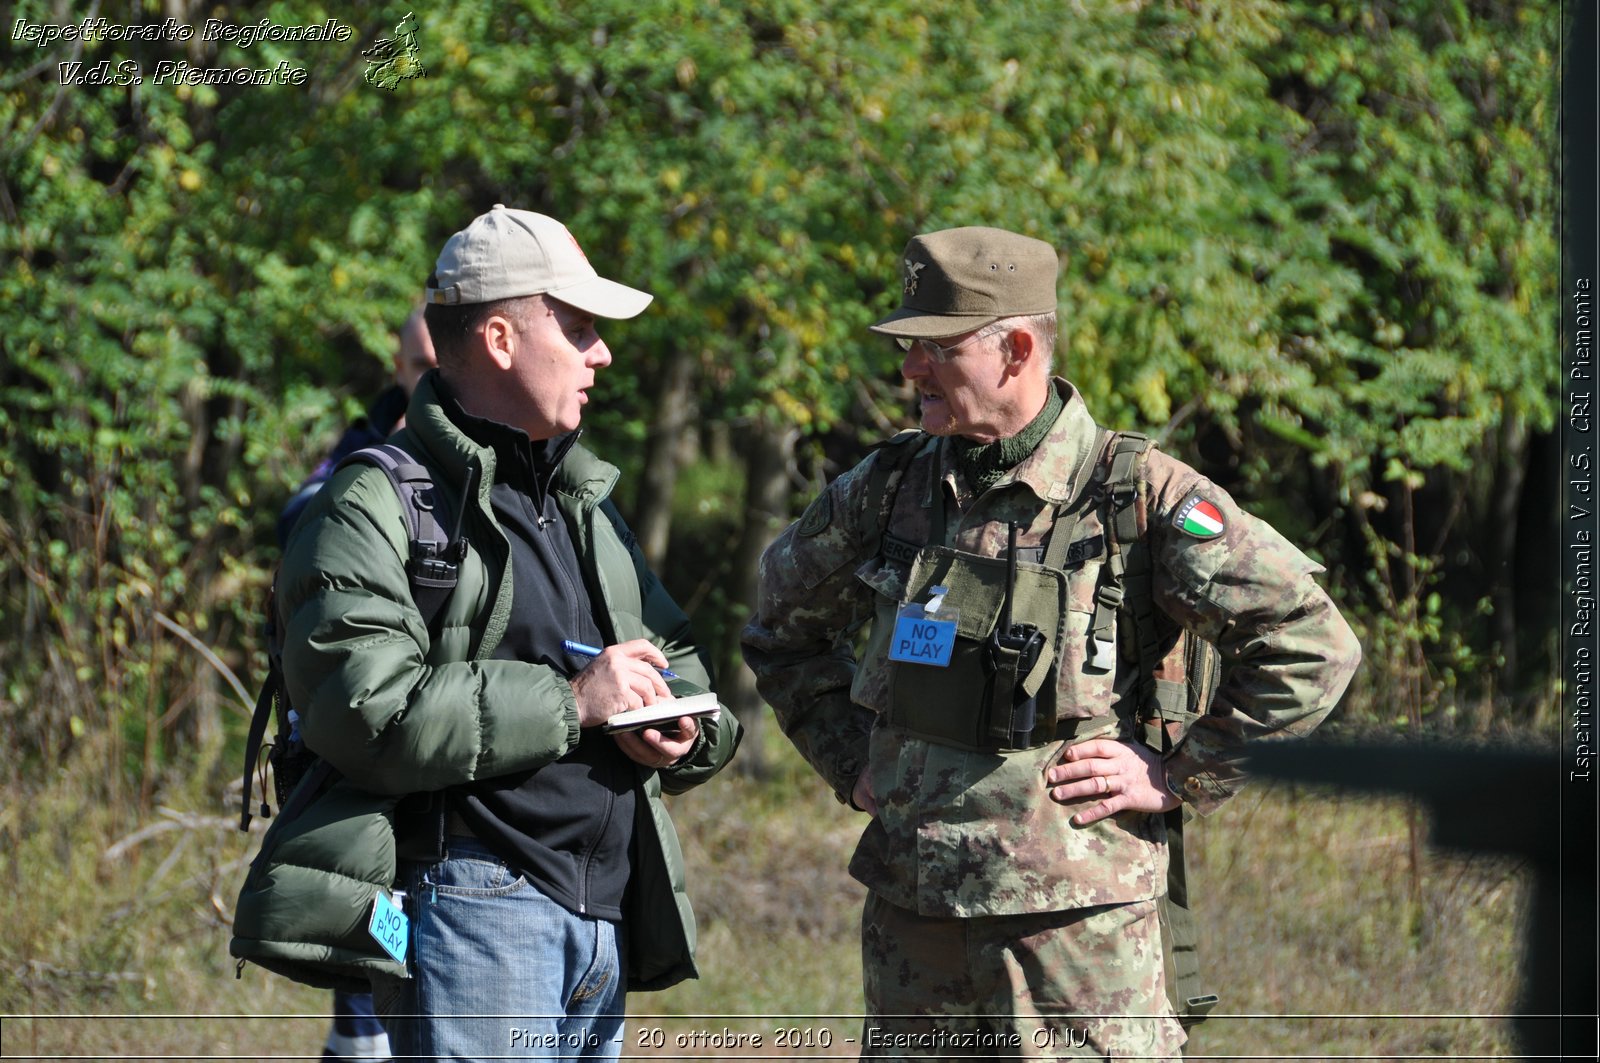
{"left": 573, "top": 764, "right": 618, "bottom": 916}
{"left": 525, "top": 488, "right": 591, "bottom": 644}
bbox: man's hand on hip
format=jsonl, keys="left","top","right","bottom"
{"left": 1044, "top": 738, "right": 1180, "bottom": 826}
{"left": 850, "top": 771, "right": 878, "bottom": 816}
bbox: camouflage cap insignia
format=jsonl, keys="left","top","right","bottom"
{"left": 797, "top": 491, "right": 833, "bottom": 537}
{"left": 1174, "top": 494, "right": 1225, "bottom": 538}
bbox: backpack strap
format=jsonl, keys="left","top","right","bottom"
{"left": 240, "top": 443, "right": 471, "bottom": 832}
{"left": 1096, "top": 428, "right": 1221, "bottom": 1029}
{"left": 1095, "top": 430, "right": 1212, "bottom": 751}
{"left": 1086, "top": 431, "right": 1155, "bottom": 674}
{"left": 239, "top": 580, "right": 288, "bottom": 832}
{"left": 238, "top": 636, "right": 282, "bottom": 831}
{"left": 337, "top": 442, "right": 471, "bottom": 625}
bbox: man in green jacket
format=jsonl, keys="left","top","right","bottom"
{"left": 274, "top": 205, "right": 740, "bottom": 1061}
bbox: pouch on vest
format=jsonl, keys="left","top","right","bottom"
{"left": 879, "top": 544, "right": 1065, "bottom": 752}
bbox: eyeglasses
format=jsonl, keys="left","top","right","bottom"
{"left": 893, "top": 322, "right": 1009, "bottom": 363}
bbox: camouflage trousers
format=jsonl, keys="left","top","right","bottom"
{"left": 860, "top": 892, "right": 1185, "bottom": 1061}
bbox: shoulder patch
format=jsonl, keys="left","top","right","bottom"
{"left": 1173, "top": 493, "right": 1225, "bottom": 538}
{"left": 797, "top": 491, "right": 833, "bottom": 537}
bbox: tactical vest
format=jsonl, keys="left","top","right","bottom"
{"left": 863, "top": 426, "right": 1221, "bottom": 1028}
{"left": 865, "top": 531, "right": 1076, "bottom": 752}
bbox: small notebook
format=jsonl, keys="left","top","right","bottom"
{"left": 603, "top": 692, "right": 721, "bottom": 733}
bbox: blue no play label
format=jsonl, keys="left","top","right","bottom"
{"left": 888, "top": 612, "right": 956, "bottom": 667}
{"left": 368, "top": 891, "right": 409, "bottom": 965}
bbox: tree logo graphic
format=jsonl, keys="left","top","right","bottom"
{"left": 363, "top": 12, "right": 426, "bottom": 90}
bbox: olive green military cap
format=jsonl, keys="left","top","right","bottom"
{"left": 869, "top": 226, "right": 1059, "bottom": 338}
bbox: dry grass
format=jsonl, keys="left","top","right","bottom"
{"left": 1, "top": 724, "right": 1531, "bottom": 1060}
{"left": 641, "top": 731, "right": 1531, "bottom": 1059}
{"left": 1184, "top": 785, "right": 1526, "bottom": 1059}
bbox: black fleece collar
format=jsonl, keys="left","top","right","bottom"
{"left": 433, "top": 373, "right": 579, "bottom": 497}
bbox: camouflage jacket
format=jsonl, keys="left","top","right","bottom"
{"left": 740, "top": 379, "right": 1361, "bottom": 917}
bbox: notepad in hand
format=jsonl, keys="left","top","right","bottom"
{"left": 603, "top": 692, "right": 721, "bottom": 734}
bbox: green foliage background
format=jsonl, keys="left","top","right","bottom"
{"left": 0, "top": 0, "right": 1563, "bottom": 1045}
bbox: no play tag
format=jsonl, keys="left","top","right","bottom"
{"left": 368, "top": 891, "right": 409, "bottom": 966}
{"left": 888, "top": 603, "right": 957, "bottom": 667}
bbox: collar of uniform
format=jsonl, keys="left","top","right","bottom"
{"left": 950, "top": 382, "right": 1063, "bottom": 494}
{"left": 933, "top": 378, "right": 1096, "bottom": 507}
{"left": 1006, "top": 378, "right": 1098, "bottom": 504}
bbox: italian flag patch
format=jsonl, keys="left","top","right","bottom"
{"left": 1174, "top": 495, "right": 1225, "bottom": 538}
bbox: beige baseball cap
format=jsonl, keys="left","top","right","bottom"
{"left": 426, "top": 204, "right": 653, "bottom": 319}
{"left": 869, "top": 226, "right": 1059, "bottom": 338}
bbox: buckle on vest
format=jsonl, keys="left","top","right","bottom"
{"left": 1087, "top": 636, "right": 1118, "bottom": 672}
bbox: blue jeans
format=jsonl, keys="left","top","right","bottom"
{"left": 371, "top": 836, "right": 626, "bottom": 1062}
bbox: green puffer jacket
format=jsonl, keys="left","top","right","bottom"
{"left": 230, "top": 373, "right": 741, "bottom": 993}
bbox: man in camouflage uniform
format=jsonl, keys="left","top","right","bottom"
{"left": 740, "top": 227, "right": 1361, "bottom": 1059}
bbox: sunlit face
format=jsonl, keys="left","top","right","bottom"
{"left": 898, "top": 325, "right": 1027, "bottom": 443}
{"left": 511, "top": 297, "right": 611, "bottom": 440}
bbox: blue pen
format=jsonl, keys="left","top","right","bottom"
{"left": 562, "top": 640, "right": 681, "bottom": 680}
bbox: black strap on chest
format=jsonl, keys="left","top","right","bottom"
{"left": 1087, "top": 431, "right": 1156, "bottom": 674}
{"left": 867, "top": 425, "right": 1149, "bottom": 576}
{"left": 338, "top": 443, "right": 473, "bottom": 623}
{"left": 1094, "top": 432, "right": 1221, "bottom": 1028}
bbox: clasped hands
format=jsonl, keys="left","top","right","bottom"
{"left": 568, "top": 638, "right": 698, "bottom": 769}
